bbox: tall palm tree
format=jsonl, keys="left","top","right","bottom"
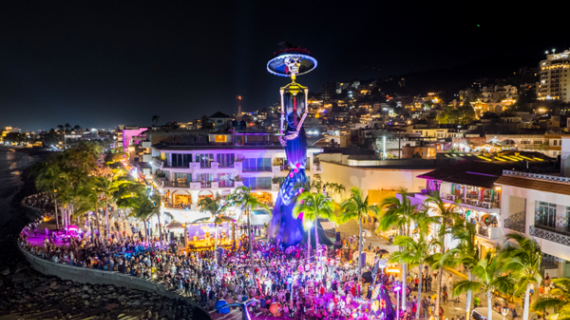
{"left": 389, "top": 210, "right": 437, "bottom": 320}
{"left": 95, "top": 177, "right": 119, "bottom": 237}
{"left": 225, "top": 186, "right": 269, "bottom": 284}
{"left": 130, "top": 196, "right": 156, "bottom": 239}
{"left": 453, "top": 252, "right": 511, "bottom": 320}
{"left": 152, "top": 115, "right": 160, "bottom": 127}
{"left": 293, "top": 192, "right": 335, "bottom": 265}
{"left": 195, "top": 194, "right": 235, "bottom": 262}
{"left": 440, "top": 221, "right": 479, "bottom": 320}
{"left": 201, "top": 115, "right": 212, "bottom": 130}
{"left": 36, "top": 164, "right": 68, "bottom": 229}
{"left": 500, "top": 233, "right": 543, "bottom": 320}
{"left": 76, "top": 180, "right": 101, "bottom": 238}
{"left": 533, "top": 278, "right": 570, "bottom": 320}
{"left": 377, "top": 190, "right": 417, "bottom": 311}
{"left": 338, "top": 187, "right": 378, "bottom": 282}
{"left": 146, "top": 193, "right": 171, "bottom": 241}
{"left": 425, "top": 191, "right": 461, "bottom": 316}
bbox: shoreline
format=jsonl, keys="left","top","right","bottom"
{"left": 0, "top": 145, "right": 53, "bottom": 156}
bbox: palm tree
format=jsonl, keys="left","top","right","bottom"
{"left": 453, "top": 252, "right": 511, "bottom": 320}
{"left": 130, "top": 196, "right": 156, "bottom": 239}
{"left": 377, "top": 190, "right": 417, "bottom": 311}
{"left": 36, "top": 164, "right": 68, "bottom": 229}
{"left": 64, "top": 123, "right": 71, "bottom": 132}
{"left": 73, "top": 125, "right": 81, "bottom": 132}
{"left": 76, "top": 180, "right": 101, "bottom": 239}
{"left": 293, "top": 192, "right": 335, "bottom": 266}
{"left": 500, "top": 233, "right": 543, "bottom": 320}
{"left": 195, "top": 194, "right": 235, "bottom": 262}
{"left": 147, "top": 193, "right": 171, "bottom": 241}
{"left": 533, "top": 278, "right": 570, "bottom": 320}
{"left": 440, "top": 221, "right": 479, "bottom": 320}
{"left": 95, "top": 177, "right": 118, "bottom": 237}
{"left": 201, "top": 115, "right": 212, "bottom": 130}
{"left": 338, "top": 187, "right": 378, "bottom": 282}
{"left": 225, "top": 186, "right": 270, "bottom": 284}
{"left": 152, "top": 115, "right": 160, "bottom": 127}
{"left": 425, "top": 191, "right": 461, "bottom": 316}
{"left": 57, "top": 124, "right": 64, "bottom": 132}
{"left": 389, "top": 210, "right": 436, "bottom": 320}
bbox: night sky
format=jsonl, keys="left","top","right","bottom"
{"left": 1, "top": 1, "right": 568, "bottom": 131}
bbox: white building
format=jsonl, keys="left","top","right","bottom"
{"left": 150, "top": 141, "right": 322, "bottom": 225}
{"left": 538, "top": 49, "right": 570, "bottom": 102}
{"left": 496, "top": 170, "right": 570, "bottom": 278}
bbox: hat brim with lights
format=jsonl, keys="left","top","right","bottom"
{"left": 267, "top": 51, "right": 318, "bottom": 78}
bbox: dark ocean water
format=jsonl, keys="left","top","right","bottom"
{"left": 0, "top": 147, "right": 42, "bottom": 230}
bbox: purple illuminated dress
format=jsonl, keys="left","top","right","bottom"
{"left": 267, "top": 93, "right": 309, "bottom": 246}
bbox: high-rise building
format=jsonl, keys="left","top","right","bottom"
{"left": 537, "top": 49, "right": 570, "bottom": 102}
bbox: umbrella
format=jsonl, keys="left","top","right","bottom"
{"left": 166, "top": 220, "right": 184, "bottom": 229}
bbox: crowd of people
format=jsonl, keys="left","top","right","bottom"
{"left": 20, "top": 194, "right": 486, "bottom": 320}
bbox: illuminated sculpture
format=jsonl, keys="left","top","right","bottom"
{"left": 266, "top": 43, "right": 319, "bottom": 246}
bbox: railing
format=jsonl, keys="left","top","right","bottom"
{"left": 477, "top": 226, "right": 500, "bottom": 240}
{"left": 504, "top": 211, "right": 526, "bottom": 233}
{"left": 529, "top": 225, "right": 570, "bottom": 246}
{"left": 152, "top": 158, "right": 164, "bottom": 168}
{"left": 218, "top": 181, "right": 235, "bottom": 188}
{"left": 163, "top": 181, "right": 190, "bottom": 188}
{"left": 503, "top": 170, "right": 570, "bottom": 184}
{"left": 164, "top": 202, "right": 193, "bottom": 210}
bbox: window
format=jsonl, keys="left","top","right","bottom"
{"left": 196, "top": 154, "right": 214, "bottom": 168}
{"left": 174, "top": 173, "right": 191, "bottom": 187}
{"left": 197, "top": 173, "right": 214, "bottom": 187}
{"left": 171, "top": 153, "right": 191, "bottom": 168}
{"left": 211, "top": 135, "right": 227, "bottom": 142}
{"left": 243, "top": 177, "right": 272, "bottom": 190}
{"left": 553, "top": 140, "right": 557, "bottom": 146}
{"left": 243, "top": 158, "right": 272, "bottom": 172}
{"left": 536, "top": 202, "right": 556, "bottom": 228}
{"left": 218, "top": 173, "right": 235, "bottom": 188}
{"left": 217, "top": 154, "right": 235, "bottom": 168}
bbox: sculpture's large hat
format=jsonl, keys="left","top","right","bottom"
{"left": 267, "top": 42, "right": 317, "bottom": 77}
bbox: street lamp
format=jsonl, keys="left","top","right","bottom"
{"left": 501, "top": 306, "right": 510, "bottom": 320}
{"left": 394, "top": 281, "right": 402, "bottom": 320}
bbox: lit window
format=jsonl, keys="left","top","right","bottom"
{"left": 210, "top": 135, "right": 227, "bottom": 143}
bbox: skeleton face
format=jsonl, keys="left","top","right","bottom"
{"left": 284, "top": 56, "right": 302, "bottom": 74}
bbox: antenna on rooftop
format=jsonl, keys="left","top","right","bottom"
{"left": 237, "top": 96, "right": 242, "bottom": 120}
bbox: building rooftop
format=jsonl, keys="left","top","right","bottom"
{"left": 152, "top": 142, "right": 321, "bottom": 152}
{"left": 495, "top": 174, "right": 570, "bottom": 196}
{"left": 210, "top": 111, "right": 231, "bottom": 118}
{"left": 320, "top": 158, "right": 455, "bottom": 170}
{"left": 417, "top": 161, "right": 504, "bottom": 188}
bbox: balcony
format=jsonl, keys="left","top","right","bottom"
{"left": 529, "top": 225, "right": 570, "bottom": 246}
{"left": 163, "top": 181, "right": 190, "bottom": 188}
{"left": 312, "top": 163, "right": 323, "bottom": 173}
{"left": 503, "top": 211, "right": 526, "bottom": 233}
{"left": 441, "top": 193, "right": 500, "bottom": 211}
{"left": 152, "top": 158, "right": 165, "bottom": 168}
{"left": 164, "top": 202, "right": 197, "bottom": 211}
{"left": 477, "top": 226, "right": 500, "bottom": 240}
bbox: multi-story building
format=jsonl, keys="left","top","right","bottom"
{"left": 405, "top": 162, "right": 504, "bottom": 256}
{"left": 496, "top": 170, "right": 570, "bottom": 278}
{"left": 318, "top": 152, "right": 452, "bottom": 204}
{"left": 537, "top": 49, "right": 570, "bottom": 102}
{"left": 149, "top": 139, "right": 322, "bottom": 224}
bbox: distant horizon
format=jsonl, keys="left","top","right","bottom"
{"left": 1, "top": 1, "right": 568, "bottom": 131}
